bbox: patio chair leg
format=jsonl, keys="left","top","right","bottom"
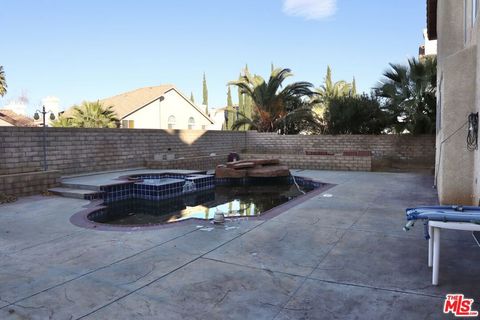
{"left": 428, "top": 224, "right": 433, "bottom": 267}
{"left": 432, "top": 227, "right": 440, "bottom": 285}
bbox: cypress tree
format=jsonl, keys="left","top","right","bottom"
{"left": 225, "top": 86, "right": 234, "bottom": 130}
{"left": 227, "top": 86, "right": 233, "bottom": 106}
{"left": 325, "top": 66, "right": 333, "bottom": 89}
{"left": 202, "top": 72, "right": 208, "bottom": 114}
{"left": 237, "top": 72, "right": 244, "bottom": 116}
{"left": 351, "top": 77, "right": 357, "bottom": 96}
{"left": 242, "top": 65, "right": 252, "bottom": 130}
{"left": 190, "top": 92, "right": 195, "bottom": 103}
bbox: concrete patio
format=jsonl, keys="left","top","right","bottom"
{"left": 0, "top": 170, "right": 479, "bottom": 319}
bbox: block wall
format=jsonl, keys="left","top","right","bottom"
{"left": 0, "top": 127, "right": 246, "bottom": 175}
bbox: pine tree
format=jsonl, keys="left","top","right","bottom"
{"left": 202, "top": 72, "right": 208, "bottom": 114}
{"left": 351, "top": 77, "right": 357, "bottom": 96}
{"left": 190, "top": 92, "right": 195, "bottom": 103}
{"left": 271, "top": 62, "right": 274, "bottom": 73}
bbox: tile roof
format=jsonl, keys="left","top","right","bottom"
{"left": 99, "top": 84, "right": 174, "bottom": 119}
{"left": 63, "top": 85, "right": 213, "bottom": 124}
{"left": 0, "top": 109, "right": 36, "bottom": 127}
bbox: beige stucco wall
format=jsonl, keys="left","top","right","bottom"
{"left": 159, "top": 90, "right": 212, "bottom": 130}
{"left": 122, "top": 89, "right": 212, "bottom": 130}
{"left": 436, "top": 0, "right": 465, "bottom": 64}
{"left": 436, "top": 46, "right": 476, "bottom": 204}
{"left": 436, "top": 0, "right": 480, "bottom": 205}
{"left": 472, "top": 1, "right": 480, "bottom": 206}
{"left": 123, "top": 99, "right": 161, "bottom": 129}
{"left": 0, "top": 119, "right": 14, "bottom": 126}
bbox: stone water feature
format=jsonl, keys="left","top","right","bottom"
{"left": 215, "top": 158, "right": 290, "bottom": 178}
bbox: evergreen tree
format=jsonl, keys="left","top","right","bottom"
{"left": 242, "top": 65, "right": 253, "bottom": 130}
{"left": 271, "top": 62, "right": 274, "bottom": 73}
{"left": 226, "top": 87, "right": 235, "bottom": 130}
{"left": 351, "top": 77, "right": 357, "bottom": 96}
{"left": 315, "top": 66, "right": 353, "bottom": 110}
{"left": 325, "top": 66, "right": 332, "bottom": 87}
{"left": 227, "top": 86, "right": 233, "bottom": 106}
{"left": 190, "top": 92, "right": 195, "bottom": 103}
{"left": 202, "top": 72, "right": 208, "bottom": 114}
{"left": 237, "top": 73, "right": 244, "bottom": 128}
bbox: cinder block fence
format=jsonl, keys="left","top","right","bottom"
{"left": 0, "top": 127, "right": 435, "bottom": 196}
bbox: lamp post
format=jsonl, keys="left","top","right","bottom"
{"left": 34, "top": 106, "right": 55, "bottom": 171}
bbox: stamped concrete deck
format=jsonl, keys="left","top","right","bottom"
{"left": 0, "top": 170, "right": 479, "bottom": 319}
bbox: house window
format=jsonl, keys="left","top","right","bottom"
{"left": 121, "top": 120, "right": 134, "bottom": 128}
{"left": 188, "top": 117, "right": 195, "bottom": 130}
{"left": 168, "top": 115, "right": 176, "bottom": 129}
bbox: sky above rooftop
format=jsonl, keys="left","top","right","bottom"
{"left": 1, "top": 0, "right": 426, "bottom": 114}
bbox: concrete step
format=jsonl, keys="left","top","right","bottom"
{"left": 60, "top": 182, "right": 102, "bottom": 191}
{"left": 48, "top": 187, "right": 103, "bottom": 200}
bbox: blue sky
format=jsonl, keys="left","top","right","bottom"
{"left": 1, "top": 0, "right": 426, "bottom": 114}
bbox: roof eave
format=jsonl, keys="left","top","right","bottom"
{"left": 427, "top": 0, "right": 438, "bottom": 40}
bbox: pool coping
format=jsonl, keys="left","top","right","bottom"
{"left": 69, "top": 176, "right": 335, "bottom": 232}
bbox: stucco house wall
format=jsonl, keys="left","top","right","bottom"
{"left": 65, "top": 85, "right": 213, "bottom": 130}
{"left": 118, "top": 88, "right": 213, "bottom": 130}
{"left": 123, "top": 99, "right": 161, "bottom": 129}
{"left": 159, "top": 90, "right": 212, "bottom": 130}
{"left": 435, "top": 0, "right": 480, "bottom": 205}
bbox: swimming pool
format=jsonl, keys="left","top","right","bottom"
{"left": 70, "top": 173, "right": 327, "bottom": 230}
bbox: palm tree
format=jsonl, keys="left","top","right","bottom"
{"left": 0, "top": 66, "right": 7, "bottom": 97}
{"left": 228, "top": 67, "right": 318, "bottom": 133}
{"left": 51, "top": 115, "right": 74, "bottom": 127}
{"left": 317, "top": 66, "right": 353, "bottom": 101}
{"left": 375, "top": 56, "right": 437, "bottom": 134}
{"left": 70, "top": 101, "right": 119, "bottom": 128}
{"left": 313, "top": 66, "right": 355, "bottom": 117}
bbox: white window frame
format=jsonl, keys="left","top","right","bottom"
{"left": 121, "top": 119, "right": 134, "bottom": 128}
{"left": 188, "top": 117, "right": 195, "bottom": 130}
{"left": 168, "top": 115, "right": 176, "bottom": 129}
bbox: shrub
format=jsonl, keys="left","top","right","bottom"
{"left": 324, "top": 94, "right": 389, "bottom": 134}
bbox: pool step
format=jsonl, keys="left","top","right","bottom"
{"left": 48, "top": 187, "right": 104, "bottom": 200}
{"left": 59, "top": 182, "right": 102, "bottom": 191}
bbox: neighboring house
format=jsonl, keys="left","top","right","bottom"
{"left": 99, "top": 85, "right": 214, "bottom": 130}
{"left": 0, "top": 109, "right": 36, "bottom": 127}
{"left": 429, "top": 0, "right": 480, "bottom": 204}
{"left": 419, "top": 28, "right": 437, "bottom": 59}
{"left": 209, "top": 107, "right": 228, "bottom": 130}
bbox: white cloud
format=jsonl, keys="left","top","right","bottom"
{"left": 282, "top": 0, "right": 337, "bottom": 20}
